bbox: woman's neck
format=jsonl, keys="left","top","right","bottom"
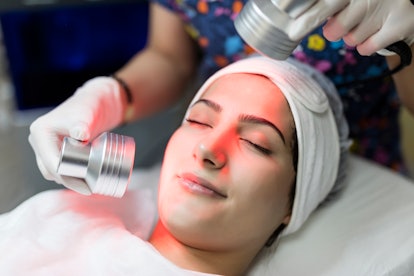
{"left": 149, "top": 220, "right": 254, "bottom": 276}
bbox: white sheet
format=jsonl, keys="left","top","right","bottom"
{"left": 248, "top": 155, "right": 414, "bottom": 275}
{"left": 0, "top": 154, "right": 413, "bottom": 275}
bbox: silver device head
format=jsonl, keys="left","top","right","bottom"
{"left": 57, "top": 132, "right": 135, "bottom": 198}
{"left": 234, "top": 0, "right": 317, "bottom": 60}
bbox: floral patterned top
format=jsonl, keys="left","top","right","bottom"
{"left": 152, "top": 0, "right": 405, "bottom": 172}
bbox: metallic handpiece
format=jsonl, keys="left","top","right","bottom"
{"left": 57, "top": 132, "right": 135, "bottom": 198}
{"left": 235, "top": 0, "right": 317, "bottom": 60}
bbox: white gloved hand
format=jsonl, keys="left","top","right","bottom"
{"left": 323, "top": 0, "right": 414, "bottom": 56}
{"left": 286, "top": 0, "right": 350, "bottom": 41}
{"left": 28, "top": 77, "right": 125, "bottom": 195}
{"left": 287, "top": 0, "right": 414, "bottom": 56}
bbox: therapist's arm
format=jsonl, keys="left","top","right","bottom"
{"left": 387, "top": 44, "right": 414, "bottom": 115}
{"left": 114, "top": 3, "right": 200, "bottom": 122}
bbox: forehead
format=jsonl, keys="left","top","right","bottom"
{"left": 200, "top": 73, "right": 295, "bottom": 137}
{"left": 204, "top": 73, "right": 285, "bottom": 101}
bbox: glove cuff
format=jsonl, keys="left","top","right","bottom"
{"left": 377, "top": 38, "right": 414, "bottom": 56}
{"left": 110, "top": 74, "right": 135, "bottom": 123}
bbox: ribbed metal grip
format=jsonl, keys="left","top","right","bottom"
{"left": 57, "top": 132, "right": 135, "bottom": 197}
{"left": 234, "top": 0, "right": 316, "bottom": 60}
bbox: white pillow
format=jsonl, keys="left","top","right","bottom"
{"left": 247, "top": 154, "right": 414, "bottom": 276}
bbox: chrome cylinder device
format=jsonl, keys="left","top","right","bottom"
{"left": 235, "top": 0, "right": 317, "bottom": 60}
{"left": 57, "top": 132, "right": 135, "bottom": 197}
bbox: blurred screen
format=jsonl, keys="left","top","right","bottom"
{"left": 0, "top": 1, "right": 148, "bottom": 110}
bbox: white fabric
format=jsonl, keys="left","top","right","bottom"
{"left": 248, "top": 155, "right": 414, "bottom": 275}
{"left": 1, "top": 155, "right": 414, "bottom": 275}
{"left": 185, "top": 56, "right": 340, "bottom": 236}
{"left": 0, "top": 165, "right": 213, "bottom": 276}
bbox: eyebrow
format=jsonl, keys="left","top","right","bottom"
{"left": 239, "top": 114, "right": 286, "bottom": 144}
{"left": 192, "top": 98, "right": 222, "bottom": 112}
{"left": 192, "top": 98, "right": 286, "bottom": 144}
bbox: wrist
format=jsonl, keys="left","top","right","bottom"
{"left": 386, "top": 43, "right": 414, "bottom": 72}
{"left": 110, "top": 74, "right": 135, "bottom": 123}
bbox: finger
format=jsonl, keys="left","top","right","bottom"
{"left": 35, "top": 154, "right": 57, "bottom": 182}
{"left": 323, "top": 2, "right": 365, "bottom": 42}
{"left": 30, "top": 128, "right": 64, "bottom": 179}
{"left": 69, "top": 121, "right": 91, "bottom": 141}
{"left": 341, "top": 11, "right": 383, "bottom": 47}
{"left": 356, "top": 25, "right": 403, "bottom": 56}
{"left": 288, "top": 0, "right": 348, "bottom": 40}
{"left": 29, "top": 134, "right": 57, "bottom": 181}
{"left": 363, "top": 4, "right": 414, "bottom": 51}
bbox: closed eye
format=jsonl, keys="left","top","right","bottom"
{"left": 185, "top": 118, "right": 212, "bottom": 128}
{"left": 240, "top": 138, "right": 272, "bottom": 155}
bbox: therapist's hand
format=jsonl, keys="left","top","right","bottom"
{"left": 323, "top": 0, "right": 414, "bottom": 56}
{"left": 287, "top": 0, "right": 414, "bottom": 56}
{"left": 28, "top": 77, "right": 125, "bottom": 195}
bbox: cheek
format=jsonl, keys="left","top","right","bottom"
{"left": 165, "top": 129, "right": 189, "bottom": 156}
{"left": 161, "top": 128, "right": 193, "bottom": 172}
{"left": 233, "top": 162, "right": 294, "bottom": 217}
{"left": 226, "top": 169, "right": 293, "bottom": 242}
{"left": 158, "top": 128, "right": 193, "bottom": 210}
{"left": 158, "top": 131, "right": 181, "bottom": 195}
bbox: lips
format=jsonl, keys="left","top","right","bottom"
{"left": 178, "top": 173, "right": 227, "bottom": 198}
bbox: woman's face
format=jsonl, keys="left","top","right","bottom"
{"left": 158, "top": 73, "right": 296, "bottom": 252}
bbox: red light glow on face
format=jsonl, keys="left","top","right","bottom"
{"left": 156, "top": 73, "right": 295, "bottom": 251}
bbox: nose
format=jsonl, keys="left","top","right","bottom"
{"left": 194, "top": 137, "right": 227, "bottom": 170}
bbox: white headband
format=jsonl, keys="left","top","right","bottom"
{"left": 185, "top": 55, "right": 341, "bottom": 236}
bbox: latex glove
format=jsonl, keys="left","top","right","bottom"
{"left": 28, "top": 77, "right": 125, "bottom": 195}
{"left": 323, "top": 0, "right": 414, "bottom": 56}
{"left": 287, "top": 0, "right": 414, "bottom": 56}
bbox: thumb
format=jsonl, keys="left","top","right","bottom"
{"left": 69, "top": 122, "right": 91, "bottom": 141}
